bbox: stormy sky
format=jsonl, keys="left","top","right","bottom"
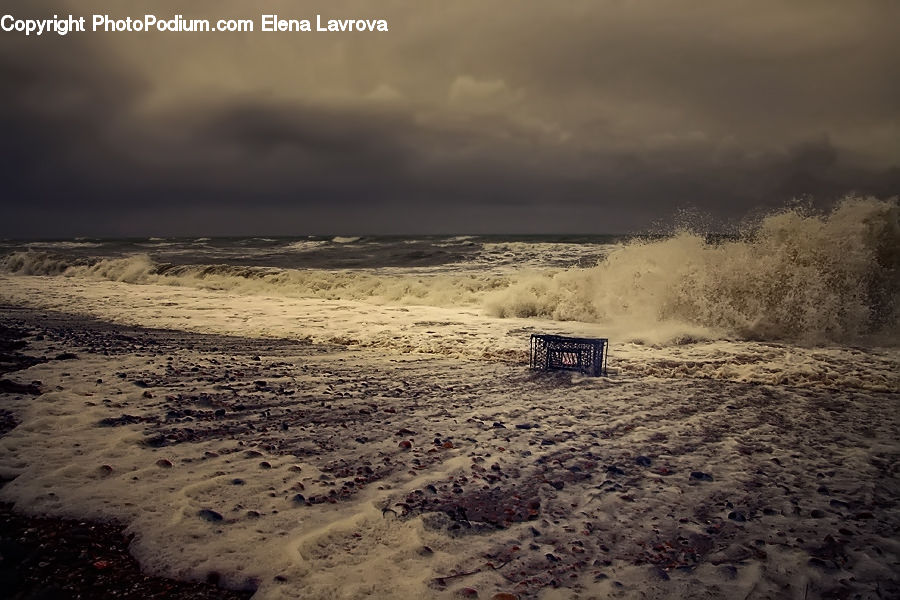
{"left": 1, "top": 0, "right": 898, "bottom": 236}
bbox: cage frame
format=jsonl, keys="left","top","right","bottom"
{"left": 530, "top": 334, "right": 609, "bottom": 377}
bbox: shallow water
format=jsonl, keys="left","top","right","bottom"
{"left": 0, "top": 198, "right": 898, "bottom": 598}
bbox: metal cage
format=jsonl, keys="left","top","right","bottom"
{"left": 530, "top": 334, "right": 608, "bottom": 377}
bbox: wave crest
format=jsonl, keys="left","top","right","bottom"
{"left": 486, "top": 196, "right": 899, "bottom": 343}
{"left": 2, "top": 196, "right": 896, "bottom": 345}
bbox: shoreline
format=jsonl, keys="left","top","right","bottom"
{"left": 0, "top": 305, "right": 898, "bottom": 599}
{"left": 0, "top": 309, "right": 261, "bottom": 599}
{"left": 0, "top": 495, "right": 254, "bottom": 600}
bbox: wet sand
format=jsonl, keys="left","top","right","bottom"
{"left": 1, "top": 306, "right": 898, "bottom": 599}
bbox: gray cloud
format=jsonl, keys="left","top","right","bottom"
{"left": 1, "top": 0, "right": 898, "bottom": 236}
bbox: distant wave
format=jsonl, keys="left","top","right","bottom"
{"left": 0, "top": 251, "right": 504, "bottom": 306}
{"left": 2, "top": 196, "right": 896, "bottom": 345}
{"left": 285, "top": 240, "right": 329, "bottom": 252}
{"left": 24, "top": 241, "right": 103, "bottom": 249}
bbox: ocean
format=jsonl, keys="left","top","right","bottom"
{"left": 0, "top": 196, "right": 897, "bottom": 599}
{"left": 2, "top": 197, "right": 897, "bottom": 349}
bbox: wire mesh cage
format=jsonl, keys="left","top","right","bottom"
{"left": 530, "top": 334, "right": 609, "bottom": 377}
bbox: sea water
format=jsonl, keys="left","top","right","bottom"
{"left": 0, "top": 196, "right": 897, "bottom": 599}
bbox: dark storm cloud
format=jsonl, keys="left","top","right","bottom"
{"left": 0, "top": 0, "right": 898, "bottom": 236}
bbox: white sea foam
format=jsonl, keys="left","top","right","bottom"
{"left": 486, "top": 197, "right": 900, "bottom": 343}
{"left": 24, "top": 241, "right": 103, "bottom": 249}
{"left": 285, "top": 240, "right": 329, "bottom": 252}
{"left": 0, "top": 199, "right": 897, "bottom": 600}
{"left": 0, "top": 315, "right": 896, "bottom": 599}
{"left": 1, "top": 197, "right": 896, "bottom": 346}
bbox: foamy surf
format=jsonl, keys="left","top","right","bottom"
{"left": 0, "top": 310, "right": 897, "bottom": 600}
{"left": 2, "top": 196, "right": 897, "bottom": 346}
{"left": 0, "top": 198, "right": 897, "bottom": 600}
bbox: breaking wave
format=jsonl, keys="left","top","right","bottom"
{"left": 1, "top": 196, "right": 897, "bottom": 344}
{"left": 0, "top": 251, "right": 506, "bottom": 306}
{"left": 487, "top": 196, "right": 899, "bottom": 343}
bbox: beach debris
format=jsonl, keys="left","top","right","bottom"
{"left": 529, "top": 334, "right": 608, "bottom": 377}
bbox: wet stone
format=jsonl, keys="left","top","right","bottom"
{"left": 198, "top": 509, "right": 223, "bottom": 522}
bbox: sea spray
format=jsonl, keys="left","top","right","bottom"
{"left": 2, "top": 196, "right": 897, "bottom": 344}
{"left": 486, "top": 196, "right": 899, "bottom": 343}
